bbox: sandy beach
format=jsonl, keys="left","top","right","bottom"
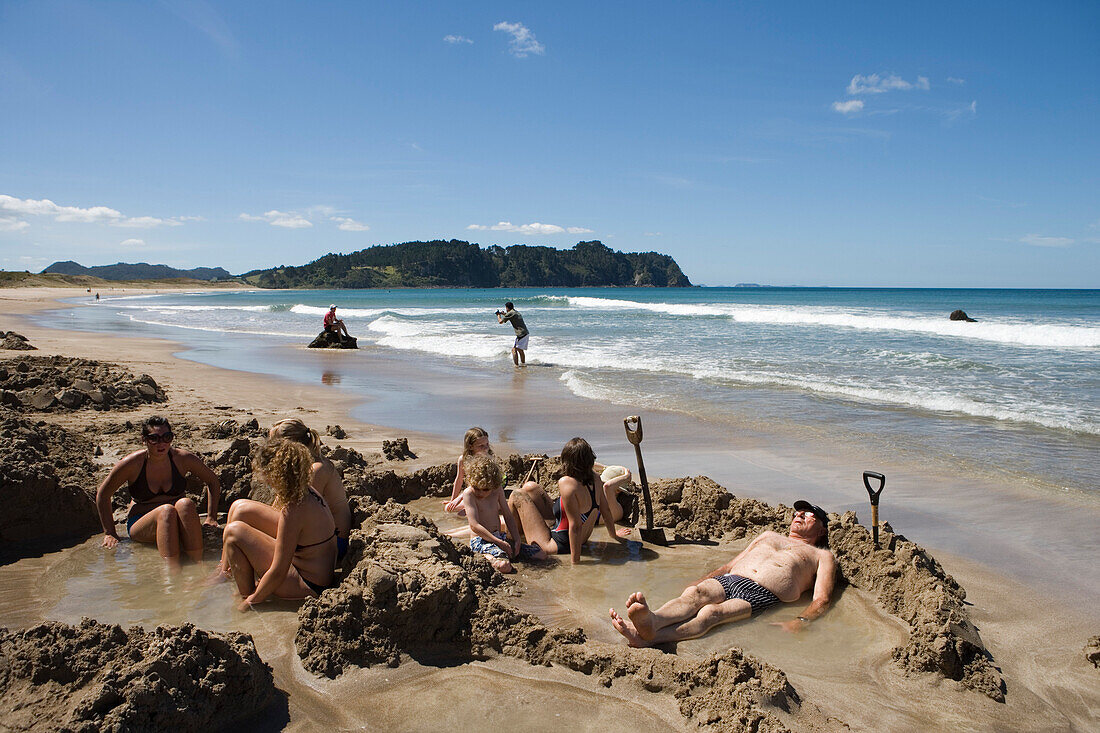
{"left": 1, "top": 285, "right": 1097, "bottom": 732}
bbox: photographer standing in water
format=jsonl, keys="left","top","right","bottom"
{"left": 496, "top": 301, "right": 529, "bottom": 366}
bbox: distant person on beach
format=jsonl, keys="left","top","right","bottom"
{"left": 444, "top": 426, "right": 495, "bottom": 514}
{"left": 323, "top": 305, "right": 351, "bottom": 340}
{"left": 461, "top": 454, "right": 546, "bottom": 573}
{"left": 508, "top": 437, "right": 634, "bottom": 564}
{"left": 218, "top": 418, "right": 351, "bottom": 575}
{"left": 496, "top": 301, "right": 528, "bottom": 365}
{"left": 96, "top": 416, "right": 221, "bottom": 569}
{"left": 223, "top": 438, "right": 337, "bottom": 608}
{"left": 608, "top": 501, "right": 836, "bottom": 646}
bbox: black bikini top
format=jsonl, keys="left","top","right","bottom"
{"left": 129, "top": 453, "right": 187, "bottom": 503}
{"left": 296, "top": 489, "right": 338, "bottom": 551}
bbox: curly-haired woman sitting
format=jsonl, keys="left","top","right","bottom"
{"left": 223, "top": 437, "right": 337, "bottom": 609}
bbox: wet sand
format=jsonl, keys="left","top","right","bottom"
{"left": 1, "top": 286, "right": 1098, "bottom": 731}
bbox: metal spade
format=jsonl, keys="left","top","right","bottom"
{"left": 624, "top": 415, "right": 668, "bottom": 546}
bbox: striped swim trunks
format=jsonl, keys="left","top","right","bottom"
{"left": 715, "top": 574, "right": 782, "bottom": 615}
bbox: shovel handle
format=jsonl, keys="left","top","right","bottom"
{"left": 521, "top": 456, "right": 544, "bottom": 486}
{"left": 624, "top": 415, "right": 643, "bottom": 446}
{"left": 863, "top": 471, "right": 885, "bottom": 505}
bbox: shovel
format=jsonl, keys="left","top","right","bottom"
{"left": 520, "top": 455, "right": 544, "bottom": 485}
{"left": 863, "top": 471, "right": 886, "bottom": 548}
{"left": 505, "top": 455, "right": 544, "bottom": 499}
{"left": 624, "top": 415, "right": 668, "bottom": 546}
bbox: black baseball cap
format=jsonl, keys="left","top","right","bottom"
{"left": 793, "top": 500, "right": 829, "bottom": 541}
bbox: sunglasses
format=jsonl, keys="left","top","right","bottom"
{"left": 143, "top": 432, "right": 174, "bottom": 444}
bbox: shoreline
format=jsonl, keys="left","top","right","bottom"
{"left": 0, "top": 286, "right": 456, "bottom": 468}
{"left": 6, "top": 286, "right": 1100, "bottom": 615}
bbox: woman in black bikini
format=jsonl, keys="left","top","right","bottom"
{"left": 508, "top": 437, "right": 633, "bottom": 565}
{"left": 96, "top": 416, "right": 221, "bottom": 569}
{"left": 222, "top": 437, "right": 337, "bottom": 609}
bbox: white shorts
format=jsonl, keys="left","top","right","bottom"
{"left": 514, "top": 335, "right": 529, "bottom": 350}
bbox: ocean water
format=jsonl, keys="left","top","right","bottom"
{"left": 53, "top": 287, "right": 1099, "bottom": 497}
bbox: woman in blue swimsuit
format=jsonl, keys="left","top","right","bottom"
{"left": 222, "top": 437, "right": 338, "bottom": 608}
{"left": 96, "top": 416, "right": 221, "bottom": 569}
{"left": 508, "top": 437, "right": 633, "bottom": 565}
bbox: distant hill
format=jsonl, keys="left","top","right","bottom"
{"left": 240, "top": 240, "right": 692, "bottom": 289}
{"left": 42, "top": 261, "right": 233, "bottom": 281}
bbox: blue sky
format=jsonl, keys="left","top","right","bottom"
{"left": 1, "top": 1, "right": 1097, "bottom": 287}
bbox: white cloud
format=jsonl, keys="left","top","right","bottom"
{"left": 1020, "top": 234, "right": 1073, "bottom": 248}
{"left": 0, "top": 216, "right": 30, "bottom": 231}
{"left": 493, "top": 21, "right": 545, "bottom": 57}
{"left": 1, "top": 255, "right": 49, "bottom": 269}
{"left": 119, "top": 238, "right": 146, "bottom": 247}
{"left": 331, "top": 216, "right": 370, "bottom": 232}
{"left": 467, "top": 221, "right": 589, "bottom": 236}
{"left": 239, "top": 210, "right": 313, "bottom": 228}
{"left": 947, "top": 77, "right": 966, "bottom": 85}
{"left": 444, "top": 35, "right": 473, "bottom": 45}
{"left": 846, "top": 73, "right": 930, "bottom": 95}
{"left": 832, "top": 99, "right": 864, "bottom": 115}
{"left": 944, "top": 100, "right": 978, "bottom": 121}
{"left": 163, "top": 0, "right": 240, "bottom": 59}
{"left": 643, "top": 232, "right": 663, "bottom": 237}
{"left": 0, "top": 194, "right": 188, "bottom": 228}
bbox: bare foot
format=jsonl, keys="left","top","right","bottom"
{"left": 626, "top": 591, "right": 656, "bottom": 640}
{"left": 488, "top": 556, "right": 514, "bottom": 574}
{"left": 203, "top": 564, "right": 231, "bottom": 586}
{"left": 609, "top": 608, "right": 651, "bottom": 647}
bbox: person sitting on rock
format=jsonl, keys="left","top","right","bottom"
{"left": 461, "top": 454, "right": 546, "bottom": 573}
{"left": 609, "top": 501, "right": 836, "bottom": 646}
{"left": 217, "top": 418, "right": 351, "bottom": 575}
{"left": 96, "top": 416, "right": 221, "bottom": 570}
{"left": 223, "top": 437, "right": 338, "bottom": 608}
{"left": 323, "top": 305, "right": 351, "bottom": 340}
{"left": 508, "top": 437, "right": 633, "bottom": 565}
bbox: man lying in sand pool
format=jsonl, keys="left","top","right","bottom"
{"left": 609, "top": 501, "right": 835, "bottom": 646}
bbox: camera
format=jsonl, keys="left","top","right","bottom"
{"left": 495, "top": 310, "right": 505, "bottom": 316}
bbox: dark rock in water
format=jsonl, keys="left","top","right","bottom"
{"left": 308, "top": 331, "right": 357, "bottom": 349}
{"left": 0, "top": 331, "right": 36, "bottom": 350}
{"left": 949, "top": 309, "right": 977, "bottom": 322}
{"left": 327, "top": 424, "right": 348, "bottom": 439}
{"left": 382, "top": 437, "right": 415, "bottom": 461}
{"left": 0, "top": 618, "right": 278, "bottom": 731}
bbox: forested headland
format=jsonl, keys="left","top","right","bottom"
{"left": 240, "top": 240, "right": 692, "bottom": 288}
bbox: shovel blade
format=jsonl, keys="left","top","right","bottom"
{"left": 639, "top": 528, "right": 669, "bottom": 546}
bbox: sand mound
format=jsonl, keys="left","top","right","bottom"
{"left": 295, "top": 496, "right": 808, "bottom": 732}
{"left": 0, "top": 618, "right": 276, "bottom": 731}
{"left": 0, "top": 409, "right": 100, "bottom": 552}
{"left": 0, "top": 355, "right": 166, "bottom": 412}
{"left": 1, "top": 331, "right": 36, "bottom": 350}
